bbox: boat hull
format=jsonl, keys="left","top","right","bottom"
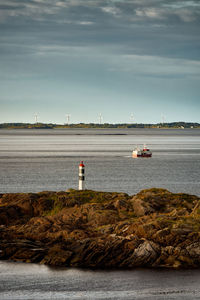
{"left": 132, "top": 153, "right": 152, "bottom": 158}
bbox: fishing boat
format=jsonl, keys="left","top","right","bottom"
{"left": 132, "top": 145, "right": 152, "bottom": 158}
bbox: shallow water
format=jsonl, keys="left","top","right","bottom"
{"left": 0, "top": 128, "right": 199, "bottom": 195}
{"left": 0, "top": 261, "right": 200, "bottom": 300}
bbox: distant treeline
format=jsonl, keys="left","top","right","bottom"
{"left": 0, "top": 122, "right": 199, "bottom": 129}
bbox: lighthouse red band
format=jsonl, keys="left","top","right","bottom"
{"left": 79, "top": 161, "right": 85, "bottom": 190}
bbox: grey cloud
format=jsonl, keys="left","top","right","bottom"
{"left": 163, "top": 0, "right": 200, "bottom": 8}
{"left": 109, "top": 54, "right": 200, "bottom": 79}
{"left": 101, "top": 6, "right": 121, "bottom": 16}
{"left": 0, "top": 0, "right": 59, "bottom": 20}
{"left": 0, "top": 5, "right": 25, "bottom": 10}
{"left": 0, "top": 0, "right": 199, "bottom": 61}
{"left": 1, "top": 0, "right": 199, "bottom": 25}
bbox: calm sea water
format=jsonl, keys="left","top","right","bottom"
{"left": 0, "top": 128, "right": 199, "bottom": 195}
{"left": 0, "top": 261, "right": 200, "bottom": 300}
{"left": 0, "top": 128, "right": 200, "bottom": 300}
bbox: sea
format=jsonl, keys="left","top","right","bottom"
{"left": 0, "top": 128, "right": 200, "bottom": 299}
{"left": 0, "top": 128, "right": 199, "bottom": 195}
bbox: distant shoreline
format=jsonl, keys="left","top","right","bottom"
{"left": 0, "top": 122, "right": 199, "bottom": 130}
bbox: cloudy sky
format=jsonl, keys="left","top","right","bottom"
{"left": 0, "top": 0, "right": 200, "bottom": 124}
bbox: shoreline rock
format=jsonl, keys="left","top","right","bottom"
{"left": 0, "top": 188, "right": 200, "bottom": 269}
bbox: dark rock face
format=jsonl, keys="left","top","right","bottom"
{"left": 0, "top": 188, "right": 200, "bottom": 268}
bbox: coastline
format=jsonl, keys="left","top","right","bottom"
{"left": 0, "top": 121, "right": 200, "bottom": 130}
{"left": 1, "top": 188, "right": 200, "bottom": 269}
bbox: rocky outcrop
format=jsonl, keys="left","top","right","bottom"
{"left": 0, "top": 188, "right": 200, "bottom": 268}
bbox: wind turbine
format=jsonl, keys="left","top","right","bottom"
{"left": 99, "top": 113, "right": 103, "bottom": 124}
{"left": 66, "top": 114, "right": 71, "bottom": 125}
{"left": 130, "top": 113, "right": 134, "bottom": 123}
{"left": 34, "top": 113, "right": 38, "bottom": 124}
{"left": 161, "top": 113, "right": 166, "bottom": 125}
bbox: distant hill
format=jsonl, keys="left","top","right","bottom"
{"left": 0, "top": 122, "right": 199, "bottom": 129}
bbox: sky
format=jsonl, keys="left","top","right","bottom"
{"left": 0, "top": 0, "right": 200, "bottom": 124}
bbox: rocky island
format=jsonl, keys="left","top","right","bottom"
{"left": 0, "top": 188, "right": 200, "bottom": 269}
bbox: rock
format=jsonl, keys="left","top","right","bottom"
{"left": 41, "top": 245, "right": 73, "bottom": 266}
{"left": 130, "top": 197, "right": 153, "bottom": 216}
{"left": 187, "top": 242, "right": 200, "bottom": 260}
{"left": 131, "top": 240, "right": 160, "bottom": 266}
{"left": 113, "top": 199, "right": 129, "bottom": 211}
{"left": 153, "top": 228, "right": 171, "bottom": 244}
{"left": 0, "top": 188, "right": 199, "bottom": 268}
{"left": 171, "top": 224, "right": 194, "bottom": 235}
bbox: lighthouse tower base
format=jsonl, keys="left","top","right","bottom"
{"left": 79, "top": 180, "right": 85, "bottom": 190}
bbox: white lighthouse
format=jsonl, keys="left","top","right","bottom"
{"left": 79, "top": 161, "right": 85, "bottom": 190}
